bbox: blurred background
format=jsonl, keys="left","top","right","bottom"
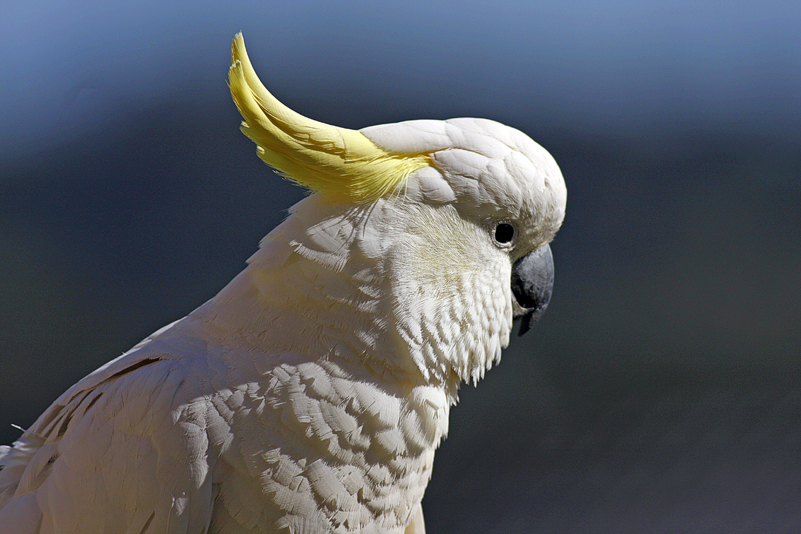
{"left": 1, "top": 1, "right": 799, "bottom": 532}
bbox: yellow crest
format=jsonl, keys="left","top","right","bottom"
{"left": 228, "top": 33, "right": 431, "bottom": 202}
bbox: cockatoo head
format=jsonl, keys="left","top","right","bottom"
{"left": 228, "top": 34, "right": 566, "bottom": 391}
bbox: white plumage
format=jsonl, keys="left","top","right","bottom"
{"left": 0, "top": 34, "right": 566, "bottom": 533}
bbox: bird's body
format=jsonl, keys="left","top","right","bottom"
{"left": 0, "top": 35, "right": 566, "bottom": 533}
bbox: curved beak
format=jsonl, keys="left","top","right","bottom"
{"left": 511, "top": 244, "right": 554, "bottom": 336}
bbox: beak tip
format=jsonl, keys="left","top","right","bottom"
{"left": 515, "top": 303, "right": 548, "bottom": 337}
{"left": 517, "top": 320, "right": 532, "bottom": 337}
{"left": 511, "top": 244, "right": 555, "bottom": 337}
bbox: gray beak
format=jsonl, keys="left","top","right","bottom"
{"left": 511, "top": 244, "right": 554, "bottom": 336}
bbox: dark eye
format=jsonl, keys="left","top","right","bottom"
{"left": 494, "top": 223, "right": 515, "bottom": 245}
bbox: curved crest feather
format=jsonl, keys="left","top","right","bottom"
{"left": 229, "top": 33, "right": 431, "bottom": 202}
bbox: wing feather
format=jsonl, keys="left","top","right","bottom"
{"left": 0, "top": 320, "right": 219, "bottom": 534}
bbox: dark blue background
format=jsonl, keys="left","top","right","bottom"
{"left": 2, "top": 2, "right": 800, "bottom": 532}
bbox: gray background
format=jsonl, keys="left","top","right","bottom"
{"left": 1, "top": 1, "right": 800, "bottom": 532}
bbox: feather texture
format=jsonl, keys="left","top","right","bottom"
{"left": 229, "top": 33, "right": 431, "bottom": 202}
{"left": 0, "top": 33, "right": 566, "bottom": 533}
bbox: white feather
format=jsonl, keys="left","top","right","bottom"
{"left": 0, "top": 83, "right": 565, "bottom": 534}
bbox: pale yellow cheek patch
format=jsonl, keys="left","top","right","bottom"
{"left": 402, "top": 206, "right": 497, "bottom": 292}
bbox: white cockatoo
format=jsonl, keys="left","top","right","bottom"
{"left": 0, "top": 34, "right": 566, "bottom": 533}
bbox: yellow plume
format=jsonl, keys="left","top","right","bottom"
{"left": 228, "top": 33, "right": 431, "bottom": 202}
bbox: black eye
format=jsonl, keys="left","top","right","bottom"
{"left": 494, "top": 223, "right": 515, "bottom": 245}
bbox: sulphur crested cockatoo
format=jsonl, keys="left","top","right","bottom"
{"left": 0, "top": 34, "right": 566, "bottom": 533}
